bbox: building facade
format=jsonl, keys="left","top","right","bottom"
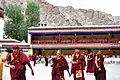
{"left": 28, "top": 25, "right": 120, "bottom": 55}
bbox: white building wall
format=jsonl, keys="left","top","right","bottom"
{"left": 0, "top": 18, "right": 4, "bottom": 39}
{"left": 28, "top": 33, "right": 31, "bottom": 45}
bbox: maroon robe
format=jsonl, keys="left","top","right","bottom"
{"left": 52, "top": 56, "right": 69, "bottom": 80}
{"left": 7, "top": 51, "right": 29, "bottom": 80}
{"left": 32, "top": 55, "right": 37, "bottom": 66}
{"left": 0, "top": 8, "right": 4, "bottom": 18}
{"left": 71, "top": 53, "right": 86, "bottom": 80}
{"left": 86, "top": 54, "right": 95, "bottom": 73}
{"left": 94, "top": 54, "right": 106, "bottom": 80}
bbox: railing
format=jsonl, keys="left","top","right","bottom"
{"left": 32, "top": 43, "right": 120, "bottom": 48}
{"left": 31, "top": 39, "right": 120, "bottom": 44}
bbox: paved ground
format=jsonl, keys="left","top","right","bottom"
{"left": 2, "top": 62, "right": 120, "bottom": 80}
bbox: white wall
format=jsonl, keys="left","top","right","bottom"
{"left": 28, "top": 33, "right": 31, "bottom": 44}
{"left": 0, "top": 18, "right": 4, "bottom": 39}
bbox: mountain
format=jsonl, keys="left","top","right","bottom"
{"left": 1, "top": 0, "right": 120, "bottom": 26}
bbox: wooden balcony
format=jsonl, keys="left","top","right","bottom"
{"left": 31, "top": 39, "right": 120, "bottom": 44}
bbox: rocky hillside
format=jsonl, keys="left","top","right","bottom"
{"left": 1, "top": 0, "right": 120, "bottom": 26}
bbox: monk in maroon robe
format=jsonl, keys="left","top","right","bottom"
{"left": 94, "top": 50, "right": 106, "bottom": 80}
{"left": 32, "top": 54, "right": 37, "bottom": 66}
{"left": 81, "top": 51, "right": 86, "bottom": 70}
{"left": 86, "top": 51, "right": 95, "bottom": 73}
{"left": 0, "top": 7, "right": 4, "bottom": 18}
{"left": 52, "top": 50, "right": 71, "bottom": 80}
{"left": 71, "top": 47, "right": 86, "bottom": 80}
{"left": 6, "top": 45, "right": 34, "bottom": 80}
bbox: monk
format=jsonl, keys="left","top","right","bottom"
{"left": 32, "top": 54, "right": 37, "bottom": 66}
{"left": 6, "top": 45, "right": 34, "bottom": 80}
{"left": 0, "top": 7, "right": 4, "bottom": 18}
{"left": 86, "top": 51, "right": 95, "bottom": 73}
{"left": 71, "top": 47, "right": 86, "bottom": 80}
{"left": 51, "top": 50, "right": 71, "bottom": 80}
{"left": 94, "top": 50, "right": 106, "bottom": 80}
{"left": 44, "top": 55, "right": 48, "bottom": 67}
{"left": 81, "top": 51, "right": 86, "bottom": 70}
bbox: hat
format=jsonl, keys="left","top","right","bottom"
{"left": 0, "top": 7, "right": 4, "bottom": 11}
{"left": 12, "top": 44, "right": 19, "bottom": 49}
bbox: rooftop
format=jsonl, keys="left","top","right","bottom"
{"left": 28, "top": 25, "right": 120, "bottom": 30}
{"left": 0, "top": 39, "right": 20, "bottom": 43}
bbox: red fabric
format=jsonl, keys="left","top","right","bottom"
{"left": 32, "top": 55, "right": 37, "bottom": 66}
{"left": 86, "top": 54, "right": 95, "bottom": 73}
{"left": 75, "top": 47, "right": 80, "bottom": 50}
{"left": 108, "top": 35, "right": 111, "bottom": 43}
{"left": 7, "top": 51, "right": 29, "bottom": 80}
{"left": 52, "top": 56, "right": 69, "bottom": 80}
{"left": 0, "top": 8, "right": 4, "bottom": 18}
{"left": 71, "top": 53, "right": 85, "bottom": 80}
{"left": 12, "top": 45, "right": 19, "bottom": 49}
{"left": 94, "top": 54, "right": 106, "bottom": 80}
{"left": 32, "top": 55, "right": 36, "bottom": 61}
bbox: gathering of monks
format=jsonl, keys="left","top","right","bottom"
{"left": 0, "top": 44, "right": 106, "bottom": 80}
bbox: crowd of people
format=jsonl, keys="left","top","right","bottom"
{"left": 1, "top": 44, "right": 106, "bottom": 80}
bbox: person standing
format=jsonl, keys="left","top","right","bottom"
{"left": 86, "top": 51, "right": 95, "bottom": 73}
{"left": 81, "top": 51, "right": 86, "bottom": 70}
{"left": 94, "top": 50, "right": 106, "bottom": 80}
{"left": 51, "top": 50, "right": 71, "bottom": 80}
{"left": 6, "top": 44, "right": 34, "bottom": 80}
{"left": 44, "top": 55, "right": 48, "bottom": 67}
{"left": 71, "top": 47, "right": 86, "bottom": 80}
{"left": 32, "top": 53, "right": 37, "bottom": 66}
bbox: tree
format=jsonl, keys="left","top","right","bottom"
{"left": 4, "top": 4, "right": 25, "bottom": 41}
{"left": 25, "top": 0, "right": 40, "bottom": 27}
{"left": 4, "top": 0, "right": 40, "bottom": 42}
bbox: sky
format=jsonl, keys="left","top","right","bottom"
{"left": 45, "top": 0, "right": 120, "bottom": 16}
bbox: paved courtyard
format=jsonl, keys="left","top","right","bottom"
{"left": 2, "top": 62, "right": 120, "bottom": 80}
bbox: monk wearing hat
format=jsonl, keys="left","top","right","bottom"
{"left": 71, "top": 47, "right": 86, "bottom": 80}
{"left": 6, "top": 44, "right": 34, "bottom": 80}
